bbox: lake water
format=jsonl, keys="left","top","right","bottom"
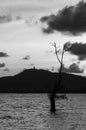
{"left": 0, "top": 94, "right": 86, "bottom": 130}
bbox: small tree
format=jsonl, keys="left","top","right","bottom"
{"left": 49, "top": 42, "right": 71, "bottom": 113}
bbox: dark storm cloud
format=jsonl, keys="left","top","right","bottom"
{"left": 22, "top": 55, "right": 30, "bottom": 60}
{"left": 62, "top": 63, "right": 84, "bottom": 73}
{"left": 40, "top": 1, "right": 86, "bottom": 35}
{"left": 0, "top": 63, "right": 5, "bottom": 68}
{"left": 0, "top": 52, "right": 9, "bottom": 57}
{"left": 67, "top": 42, "right": 86, "bottom": 60}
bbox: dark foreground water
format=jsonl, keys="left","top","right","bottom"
{"left": 0, "top": 94, "right": 86, "bottom": 130}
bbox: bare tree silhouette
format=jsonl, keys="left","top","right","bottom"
{"left": 49, "top": 42, "right": 71, "bottom": 113}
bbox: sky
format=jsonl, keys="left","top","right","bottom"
{"left": 0, "top": 0, "right": 86, "bottom": 77}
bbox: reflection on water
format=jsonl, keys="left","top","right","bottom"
{"left": 0, "top": 94, "right": 86, "bottom": 130}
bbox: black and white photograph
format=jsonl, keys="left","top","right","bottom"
{"left": 0, "top": 0, "right": 86, "bottom": 129}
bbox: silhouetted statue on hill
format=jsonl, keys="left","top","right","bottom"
{"left": 33, "top": 66, "right": 36, "bottom": 70}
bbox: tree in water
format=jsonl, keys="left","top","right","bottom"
{"left": 49, "top": 42, "right": 71, "bottom": 113}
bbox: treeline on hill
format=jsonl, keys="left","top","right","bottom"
{"left": 0, "top": 68, "right": 86, "bottom": 93}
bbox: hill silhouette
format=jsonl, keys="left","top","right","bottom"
{"left": 0, "top": 68, "right": 86, "bottom": 93}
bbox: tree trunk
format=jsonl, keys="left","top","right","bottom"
{"left": 50, "top": 94, "right": 56, "bottom": 112}
{"left": 49, "top": 63, "right": 62, "bottom": 113}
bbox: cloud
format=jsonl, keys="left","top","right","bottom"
{"left": 29, "top": 63, "right": 34, "bottom": 67}
{"left": 45, "top": 50, "right": 53, "bottom": 54}
{"left": 16, "top": 15, "right": 22, "bottom": 20}
{"left": 0, "top": 52, "right": 9, "bottom": 57}
{"left": 0, "top": 63, "right": 5, "bottom": 68}
{"left": 22, "top": 55, "right": 30, "bottom": 60}
{"left": 62, "top": 63, "right": 84, "bottom": 73}
{"left": 40, "top": 1, "right": 86, "bottom": 35}
{"left": 51, "top": 66, "right": 55, "bottom": 71}
{"left": 28, "top": 63, "right": 36, "bottom": 69}
{"left": 42, "top": 27, "right": 54, "bottom": 33}
{"left": 0, "top": 13, "right": 23, "bottom": 24}
{"left": 67, "top": 42, "right": 86, "bottom": 60}
{"left": 0, "top": 14, "right": 12, "bottom": 23}
{"left": 3, "top": 68, "right": 10, "bottom": 72}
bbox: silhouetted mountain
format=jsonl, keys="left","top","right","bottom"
{"left": 0, "top": 68, "right": 86, "bottom": 93}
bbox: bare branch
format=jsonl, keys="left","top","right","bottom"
{"left": 51, "top": 42, "right": 61, "bottom": 64}
{"left": 50, "top": 42, "right": 69, "bottom": 65}
{"left": 55, "top": 50, "right": 62, "bottom": 64}
{"left": 61, "top": 50, "right": 64, "bottom": 64}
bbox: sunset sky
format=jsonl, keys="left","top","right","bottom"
{"left": 0, "top": 0, "right": 86, "bottom": 77}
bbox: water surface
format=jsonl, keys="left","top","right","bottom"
{"left": 0, "top": 94, "right": 86, "bottom": 130}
